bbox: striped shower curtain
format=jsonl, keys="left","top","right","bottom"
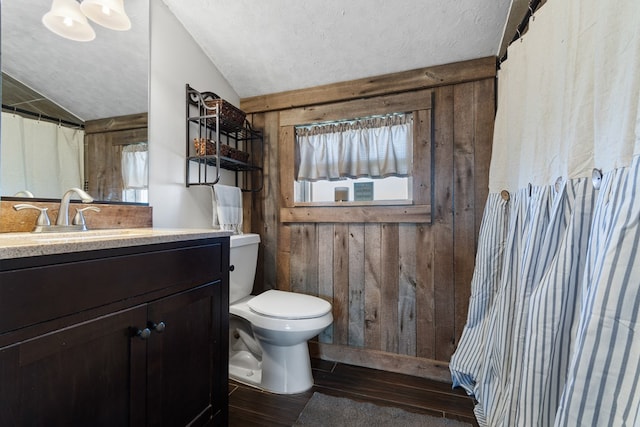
{"left": 451, "top": 164, "right": 640, "bottom": 425}
{"left": 449, "top": 0, "right": 640, "bottom": 425}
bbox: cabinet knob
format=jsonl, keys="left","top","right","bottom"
{"left": 229, "top": 265, "right": 235, "bottom": 272}
{"left": 148, "top": 321, "right": 166, "bottom": 333}
{"left": 133, "top": 327, "right": 151, "bottom": 340}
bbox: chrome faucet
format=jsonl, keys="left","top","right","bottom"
{"left": 13, "top": 190, "right": 35, "bottom": 198}
{"left": 56, "top": 188, "right": 94, "bottom": 226}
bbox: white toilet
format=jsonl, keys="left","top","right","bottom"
{"left": 228, "top": 233, "right": 333, "bottom": 394}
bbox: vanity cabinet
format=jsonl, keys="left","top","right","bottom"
{"left": 0, "top": 237, "right": 230, "bottom": 426}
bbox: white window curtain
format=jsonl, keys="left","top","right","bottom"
{"left": 121, "top": 143, "right": 148, "bottom": 204}
{"left": 295, "top": 114, "right": 412, "bottom": 181}
{"left": 449, "top": 0, "right": 640, "bottom": 426}
{"left": 1, "top": 112, "right": 84, "bottom": 198}
{"left": 121, "top": 142, "right": 148, "bottom": 189}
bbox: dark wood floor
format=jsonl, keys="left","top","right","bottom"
{"left": 228, "top": 358, "right": 478, "bottom": 426}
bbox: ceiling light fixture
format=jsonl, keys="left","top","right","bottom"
{"left": 81, "top": 0, "right": 131, "bottom": 31}
{"left": 42, "top": 0, "right": 131, "bottom": 42}
{"left": 42, "top": 0, "right": 96, "bottom": 42}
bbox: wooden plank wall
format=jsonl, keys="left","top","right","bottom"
{"left": 244, "top": 58, "right": 495, "bottom": 381}
{"left": 85, "top": 113, "right": 148, "bottom": 202}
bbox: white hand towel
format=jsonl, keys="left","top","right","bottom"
{"left": 211, "top": 184, "right": 243, "bottom": 233}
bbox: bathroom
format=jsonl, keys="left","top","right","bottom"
{"left": 3, "top": 0, "right": 490, "bottom": 381}
{"left": 2, "top": 0, "right": 640, "bottom": 426}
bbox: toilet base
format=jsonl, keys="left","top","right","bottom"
{"left": 259, "top": 341, "right": 314, "bottom": 394}
{"left": 228, "top": 342, "right": 314, "bottom": 394}
{"left": 229, "top": 350, "right": 263, "bottom": 388}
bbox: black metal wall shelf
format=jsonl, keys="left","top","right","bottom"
{"left": 185, "top": 84, "right": 263, "bottom": 192}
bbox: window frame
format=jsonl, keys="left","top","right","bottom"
{"left": 279, "top": 89, "right": 433, "bottom": 224}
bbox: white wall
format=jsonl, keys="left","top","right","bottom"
{"left": 149, "top": 1, "right": 239, "bottom": 228}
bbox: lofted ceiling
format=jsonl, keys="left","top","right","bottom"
{"left": 1, "top": 0, "right": 526, "bottom": 122}
{"left": 162, "top": 0, "right": 514, "bottom": 99}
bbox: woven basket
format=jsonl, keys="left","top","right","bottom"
{"left": 193, "top": 138, "right": 210, "bottom": 156}
{"left": 204, "top": 98, "right": 246, "bottom": 132}
{"left": 229, "top": 148, "right": 250, "bottom": 163}
{"left": 193, "top": 138, "right": 232, "bottom": 157}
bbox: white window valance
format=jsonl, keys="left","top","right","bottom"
{"left": 295, "top": 114, "right": 413, "bottom": 181}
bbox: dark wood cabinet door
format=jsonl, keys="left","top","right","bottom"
{"left": 0, "top": 305, "right": 148, "bottom": 427}
{"left": 146, "top": 282, "right": 227, "bottom": 426}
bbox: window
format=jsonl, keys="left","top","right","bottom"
{"left": 294, "top": 114, "right": 413, "bottom": 204}
{"left": 280, "top": 89, "right": 433, "bottom": 223}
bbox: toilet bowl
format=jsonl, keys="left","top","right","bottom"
{"left": 228, "top": 234, "right": 333, "bottom": 394}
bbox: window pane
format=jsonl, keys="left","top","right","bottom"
{"left": 294, "top": 176, "right": 410, "bottom": 203}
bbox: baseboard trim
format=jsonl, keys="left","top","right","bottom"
{"left": 309, "top": 342, "right": 452, "bottom": 383}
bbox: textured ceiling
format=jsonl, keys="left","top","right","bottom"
{"left": 161, "top": 0, "right": 513, "bottom": 98}
{"left": 1, "top": 0, "right": 148, "bottom": 122}
{"left": 2, "top": 0, "right": 519, "bottom": 121}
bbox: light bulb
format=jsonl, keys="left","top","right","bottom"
{"left": 80, "top": 0, "right": 131, "bottom": 31}
{"left": 42, "top": 0, "right": 96, "bottom": 41}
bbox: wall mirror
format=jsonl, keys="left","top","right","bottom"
{"left": 1, "top": 0, "right": 149, "bottom": 203}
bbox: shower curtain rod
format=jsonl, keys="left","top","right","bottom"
{"left": 2, "top": 104, "right": 84, "bottom": 129}
{"left": 498, "top": 0, "right": 542, "bottom": 66}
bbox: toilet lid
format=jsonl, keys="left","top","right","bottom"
{"left": 247, "top": 290, "right": 332, "bottom": 319}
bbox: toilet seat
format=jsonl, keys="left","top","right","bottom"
{"left": 247, "top": 290, "right": 331, "bottom": 319}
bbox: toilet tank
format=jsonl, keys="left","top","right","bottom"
{"left": 229, "top": 233, "right": 261, "bottom": 304}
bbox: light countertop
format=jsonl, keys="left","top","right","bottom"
{"left": 0, "top": 228, "right": 232, "bottom": 260}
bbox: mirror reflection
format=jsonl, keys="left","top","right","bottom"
{"left": 1, "top": 0, "right": 149, "bottom": 203}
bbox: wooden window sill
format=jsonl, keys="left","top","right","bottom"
{"left": 280, "top": 204, "right": 431, "bottom": 223}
